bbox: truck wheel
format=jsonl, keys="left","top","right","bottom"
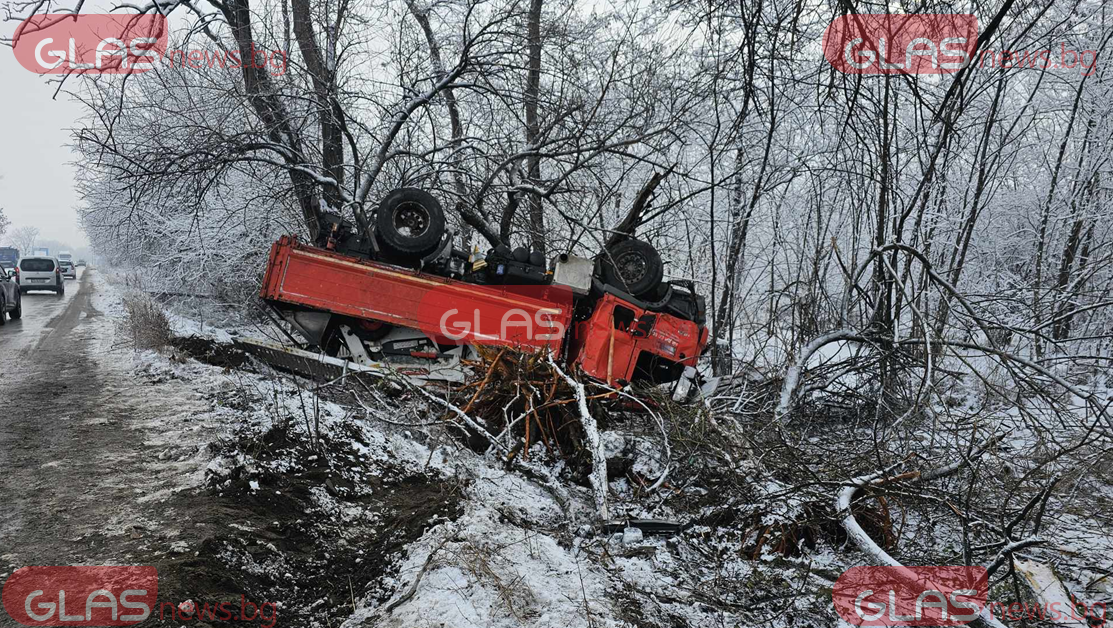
{"left": 376, "top": 188, "right": 446, "bottom": 258}
{"left": 10, "top": 294, "right": 21, "bottom": 319}
{"left": 0, "top": 296, "right": 6, "bottom": 325}
{"left": 600, "top": 238, "right": 664, "bottom": 298}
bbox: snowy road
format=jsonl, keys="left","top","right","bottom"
{"left": 0, "top": 269, "right": 220, "bottom": 605}
{"left": 0, "top": 270, "right": 462, "bottom": 628}
{"left": 0, "top": 268, "right": 90, "bottom": 353}
{"left": 0, "top": 268, "right": 145, "bottom": 570}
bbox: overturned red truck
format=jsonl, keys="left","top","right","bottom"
{"left": 250, "top": 188, "right": 710, "bottom": 398}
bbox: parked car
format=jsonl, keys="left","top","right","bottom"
{"left": 16, "top": 257, "right": 64, "bottom": 295}
{"left": 0, "top": 264, "right": 21, "bottom": 324}
{"left": 59, "top": 260, "right": 77, "bottom": 280}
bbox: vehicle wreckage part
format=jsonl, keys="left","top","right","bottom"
{"left": 671, "top": 366, "right": 698, "bottom": 402}
{"left": 375, "top": 187, "right": 446, "bottom": 257}
{"left": 339, "top": 324, "right": 375, "bottom": 366}
{"left": 551, "top": 253, "right": 594, "bottom": 296}
{"left": 235, "top": 337, "right": 467, "bottom": 385}
{"left": 594, "top": 278, "right": 706, "bottom": 325}
{"left": 600, "top": 238, "right": 665, "bottom": 298}
{"left": 700, "top": 374, "right": 721, "bottom": 397}
{"left": 260, "top": 236, "right": 707, "bottom": 388}
{"left": 569, "top": 293, "right": 706, "bottom": 385}
{"left": 484, "top": 246, "right": 549, "bottom": 285}
{"left": 601, "top": 519, "right": 686, "bottom": 537}
{"left": 235, "top": 337, "right": 393, "bottom": 381}
{"left": 333, "top": 323, "right": 471, "bottom": 381}
{"left": 285, "top": 309, "right": 333, "bottom": 347}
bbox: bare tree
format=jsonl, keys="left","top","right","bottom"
{"left": 8, "top": 226, "right": 39, "bottom": 253}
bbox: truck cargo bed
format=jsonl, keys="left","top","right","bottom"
{"left": 260, "top": 236, "right": 572, "bottom": 354}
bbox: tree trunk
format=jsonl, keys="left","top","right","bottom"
{"left": 405, "top": 0, "right": 476, "bottom": 247}
{"left": 291, "top": 0, "right": 345, "bottom": 210}
{"left": 523, "top": 0, "right": 545, "bottom": 255}
{"left": 222, "top": 0, "right": 322, "bottom": 238}
{"left": 1052, "top": 172, "right": 1099, "bottom": 341}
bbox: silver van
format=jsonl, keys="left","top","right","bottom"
{"left": 17, "top": 256, "right": 64, "bottom": 295}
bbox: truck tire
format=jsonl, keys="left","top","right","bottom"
{"left": 0, "top": 296, "right": 6, "bottom": 325}
{"left": 9, "top": 294, "right": 20, "bottom": 319}
{"left": 375, "top": 188, "right": 446, "bottom": 258}
{"left": 600, "top": 238, "right": 664, "bottom": 298}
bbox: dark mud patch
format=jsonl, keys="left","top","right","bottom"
{"left": 171, "top": 335, "right": 251, "bottom": 370}
{"left": 142, "top": 421, "right": 465, "bottom": 627}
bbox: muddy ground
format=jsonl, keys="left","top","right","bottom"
{"left": 0, "top": 271, "right": 462, "bottom": 627}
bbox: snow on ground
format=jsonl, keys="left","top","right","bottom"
{"left": 350, "top": 463, "right": 622, "bottom": 628}
{"left": 81, "top": 272, "right": 862, "bottom": 627}
{"left": 87, "top": 276, "right": 225, "bottom": 508}
{"left": 85, "top": 269, "right": 1113, "bottom": 628}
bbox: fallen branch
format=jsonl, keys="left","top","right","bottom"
{"left": 588, "top": 379, "right": 672, "bottom": 492}
{"left": 550, "top": 357, "right": 609, "bottom": 519}
{"left": 411, "top": 381, "right": 509, "bottom": 453}
{"left": 1012, "top": 559, "right": 1088, "bottom": 628}
{"left": 835, "top": 437, "right": 1009, "bottom": 628}
{"left": 775, "top": 328, "right": 865, "bottom": 421}
{"left": 606, "top": 168, "right": 671, "bottom": 248}
{"left": 374, "top": 533, "right": 451, "bottom": 619}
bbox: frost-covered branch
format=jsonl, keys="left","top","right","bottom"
{"left": 550, "top": 358, "right": 609, "bottom": 520}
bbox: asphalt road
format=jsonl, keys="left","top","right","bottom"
{"left": 0, "top": 269, "right": 89, "bottom": 353}
{"left": 0, "top": 270, "right": 225, "bottom": 627}
{"left": 0, "top": 268, "right": 132, "bottom": 572}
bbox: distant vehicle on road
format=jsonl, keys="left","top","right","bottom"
{"left": 59, "top": 260, "right": 77, "bottom": 280}
{"left": 58, "top": 251, "right": 73, "bottom": 263}
{"left": 32, "top": 248, "right": 49, "bottom": 256}
{"left": 76, "top": 259, "right": 87, "bottom": 267}
{"left": 0, "top": 246, "right": 18, "bottom": 269}
{"left": 16, "top": 256, "right": 64, "bottom": 295}
{"left": 0, "top": 263, "right": 22, "bottom": 324}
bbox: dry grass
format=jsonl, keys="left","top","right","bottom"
{"left": 121, "top": 292, "right": 172, "bottom": 349}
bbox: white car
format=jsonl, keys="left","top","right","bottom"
{"left": 59, "top": 260, "right": 77, "bottom": 280}
{"left": 16, "top": 256, "right": 65, "bottom": 295}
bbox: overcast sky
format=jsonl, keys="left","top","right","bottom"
{"left": 0, "top": 46, "right": 88, "bottom": 248}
